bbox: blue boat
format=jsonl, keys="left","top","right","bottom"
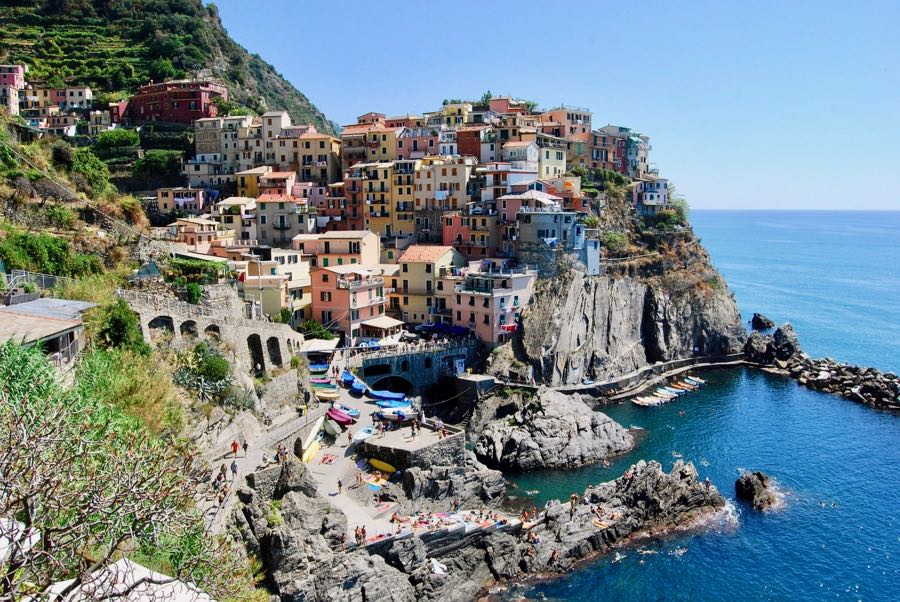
{"left": 366, "top": 388, "right": 407, "bottom": 401}
{"left": 350, "top": 380, "right": 367, "bottom": 396}
{"left": 341, "top": 370, "right": 357, "bottom": 385}
{"left": 332, "top": 402, "right": 361, "bottom": 418}
{"left": 309, "top": 362, "right": 329, "bottom": 373}
{"left": 375, "top": 398, "right": 411, "bottom": 409}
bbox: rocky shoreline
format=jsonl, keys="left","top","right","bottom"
{"left": 744, "top": 324, "right": 900, "bottom": 412}
{"left": 231, "top": 458, "right": 724, "bottom": 601}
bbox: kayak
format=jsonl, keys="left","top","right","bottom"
{"left": 309, "top": 362, "right": 329, "bottom": 373}
{"left": 315, "top": 389, "right": 339, "bottom": 401}
{"left": 368, "top": 458, "right": 397, "bottom": 473}
{"left": 311, "top": 377, "right": 333, "bottom": 384}
{"left": 350, "top": 381, "right": 367, "bottom": 396}
{"left": 301, "top": 441, "right": 319, "bottom": 463}
{"left": 332, "top": 402, "right": 361, "bottom": 418}
{"left": 341, "top": 370, "right": 357, "bottom": 385}
{"left": 352, "top": 425, "right": 375, "bottom": 442}
{"left": 375, "top": 398, "right": 411, "bottom": 409}
{"left": 323, "top": 418, "right": 342, "bottom": 436}
{"left": 313, "top": 382, "right": 338, "bottom": 389}
{"left": 366, "top": 389, "right": 406, "bottom": 401}
{"left": 327, "top": 407, "right": 355, "bottom": 426}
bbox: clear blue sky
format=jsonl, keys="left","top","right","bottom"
{"left": 212, "top": 0, "right": 899, "bottom": 210}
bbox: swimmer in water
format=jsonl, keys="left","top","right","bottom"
{"left": 678, "top": 410, "right": 685, "bottom": 417}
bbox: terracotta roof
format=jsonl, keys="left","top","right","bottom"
{"left": 398, "top": 245, "right": 454, "bottom": 263}
{"left": 256, "top": 194, "right": 300, "bottom": 203}
{"left": 260, "top": 171, "right": 295, "bottom": 179}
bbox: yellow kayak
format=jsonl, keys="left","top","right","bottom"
{"left": 301, "top": 441, "right": 320, "bottom": 463}
{"left": 315, "top": 389, "right": 339, "bottom": 400}
{"left": 368, "top": 458, "right": 396, "bottom": 473}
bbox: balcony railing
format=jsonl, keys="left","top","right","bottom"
{"left": 350, "top": 295, "right": 385, "bottom": 308}
{"left": 337, "top": 277, "right": 384, "bottom": 290}
{"left": 273, "top": 223, "right": 293, "bottom": 230}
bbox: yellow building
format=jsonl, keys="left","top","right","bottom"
{"left": 368, "top": 127, "right": 401, "bottom": 162}
{"left": 391, "top": 159, "right": 418, "bottom": 237}
{"left": 388, "top": 245, "right": 465, "bottom": 324}
{"left": 538, "top": 146, "right": 567, "bottom": 178}
{"left": 236, "top": 165, "right": 272, "bottom": 198}
{"left": 359, "top": 162, "right": 394, "bottom": 237}
{"left": 442, "top": 102, "right": 472, "bottom": 126}
{"left": 413, "top": 156, "right": 477, "bottom": 211}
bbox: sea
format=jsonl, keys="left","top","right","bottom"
{"left": 505, "top": 211, "right": 900, "bottom": 601}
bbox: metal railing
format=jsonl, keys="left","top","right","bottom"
{"left": 4, "top": 269, "right": 74, "bottom": 291}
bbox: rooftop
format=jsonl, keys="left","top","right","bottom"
{"left": 320, "top": 230, "right": 373, "bottom": 240}
{"left": 398, "top": 245, "right": 454, "bottom": 263}
{"left": 0, "top": 299, "right": 95, "bottom": 345}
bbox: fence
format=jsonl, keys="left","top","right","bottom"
{"left": 4, "top": 269, "right": 74, "bottom": 292}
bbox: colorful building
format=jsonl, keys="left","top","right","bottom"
{"left": 255, "top": 195, "right": 316, "bottom": 247}
{"left": 387, "top": 245, "right": 465, "bottom": 324}
{"left": 310, "top": 265, "right": 388, "bottom": 342}
{"left": 291, "top": 230, "right": 380, "bottom": 268}
{"left": 154, "top": 187, "right": 210, "bottom": 215}
{"left": 126, "top": 80, "right": 227, "bottom": 125}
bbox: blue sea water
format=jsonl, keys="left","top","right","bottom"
{"left": 507, "top": 211, "right": 900, "bottom": 601}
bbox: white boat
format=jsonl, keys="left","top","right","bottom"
{"left": 352, "top": 425, "right": 375, "bottom": 442}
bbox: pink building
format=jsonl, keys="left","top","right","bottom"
{"left": 310, "top": 265, "right": 387, "bottom": 342}
{"left": 396, "top": 126, "right": 439, "bottom": 159}
{"left": 259, "top": 171, "right": 297, "bottom": 195}
{"left": 443, "top": 260, "right": 537, "bottom": 346}
{"left": 292, "top": 181, "right": 327, "bottom": 210}
{"left": 0, "top": 65, "right": 26, "bottom": 89}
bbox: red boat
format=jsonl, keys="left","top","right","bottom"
{"left": 326, "top": 407, "right": 355, "bottom": 426}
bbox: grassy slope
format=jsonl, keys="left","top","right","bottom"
{"left": 0, "top": 0, "right": 336, "bottom": 133}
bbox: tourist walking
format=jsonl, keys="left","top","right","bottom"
{"left": 230, "top": 439, "right": 239, "bottom": 457}
{"left": 347, "top": 430, "right": 353, "bottom": 446}
{"left": 337, "top": 479, "right": 343, "bottom": 495}
{"left": 242, "top": 440, "right": 249, "bottom": 457}
{"left": 230, "top": 459, "right": 238, "bottom": 480}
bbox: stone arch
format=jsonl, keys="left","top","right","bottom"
{"left": 370, "top": 375, "right": 413, "bottom": 396}
{"left": 247, "top": 334, "right": 266, "bottom": 375}
{"left": 266, "top": 336, "right": 283, "bottom": 367}
{"left": 204, "top": 324, "right": 221, "bottom": 339}
{"left": 148, "top": 315, "right": 175, "bottom": 335}
{"left": 180, "top": 320, "right": 198, "bottom": 337}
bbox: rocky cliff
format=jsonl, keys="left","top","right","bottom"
{"left": 474, "top": 389, "right": 633, "bottom": 470}
{"left": 489, "top": 231, "right": 747, "bottom": 386}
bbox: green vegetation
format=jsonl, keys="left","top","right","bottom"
{"left": 0, "top": 224, "right": 103, "bottom": 277}
{"left": 185, "top": 281, "right": 203, "bottom": 304}
{"left": 95, "top": 128, "right": 140, "bottom": 149}
{"left": 173, "top": 342, "right": 235, "bottom": 404}
{"left": 71, "top": 147, "right": 112, "bottom": 196}
{"left": 166, "top": 257, "right": 227, "bottom": 285}
{"left": 601, "top": 231, "right": 630, "bottom": 255}
{"left": 300, "top": 318, "right": 335, "bottom": 340}
{"left": 0, "top": 342, "right": 258, "bottom": 600}
{"left": 96, "top": 298, "right": 150, "bottom": 353}
{"left": 0, "top": 0, "right": 335, "bottom": 133}
{"left": 133, "top": 149, "right": 183, "bottom": 178}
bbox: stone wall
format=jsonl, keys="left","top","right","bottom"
{"left": 351, "top": 343, "right": 479, "bottom": 394}
{"left": 258, "top": 370, "right": 301, "bottom": 409}
{"left": 361, "top": 430, "right": 466, "bottom": 471}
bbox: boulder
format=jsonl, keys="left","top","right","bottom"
{"left": 743, "top": 331, "right": 772, "bottom": 364}
{"left": 735, "top": 470, "right": 777, "bottom": 511}
{"left": 474, "top": 389, "right": 633, "bottom": 470}
{"left": 274, "top": 457, "right": 320, "bottom": 499}
{"left": 772, "top": 324, "right": 802, "bottom": 361}
{"left": 750, "top": 313, "right": 775, "bottom": 330}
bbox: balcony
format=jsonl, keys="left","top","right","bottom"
{"left": 337, "top": 277, "right": 384, "bottom": 290}
{"left": 273, "top": 223, "right": 293, "bottom": 230}
{"left": 351, "top": 295, "right": 385, "bottom": 308}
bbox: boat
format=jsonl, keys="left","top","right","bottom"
{"left": 366, "top": 388, "right": 407, "bottom": 401}
{"left": 327, "top": 407, "right": 356, "bottom": 426}
{"left": 352, "top": 425, "right": 375, "bottom": 442}
{"left": 368, "top": 458, "right": 397, "bottom": 473}
{"left": 309, "top": 362, "right": 329, "bottom": 373}
{"left": 323, "top": 418, "right": 342, "bottom": 436}
{"left": 654, "top": 389, "right": 677, "bottom": 399}
{"left": 313, "top": 382, "right": 338, "bottom": 389}
{"left": 686, "top": 376, "right": 706, "bottom": 385}
{"left": 350, "top": 380, "right": 367, "bottom": 396}
{"left": 375, "top": 409, "right": 413, "bottom": 423}
{"left": 315, "top": 389, "right": 339, "bottom": 401}
{"left": 301, "top": 441, "right": 320, "bottom": 463}
{"left": 661, "top": 386, "right": 682, "bottom": 395}
{"left": 311, "top": 377, "right": 333, "bottom": 384}
{"left": 341, "top": 370, "right": 357, "bottom": 385}
{"left": 375, "top": 398, "right": 411, "bottom": 409}
{"left": 332, "top": 402, "right": 361, "bottom": 418}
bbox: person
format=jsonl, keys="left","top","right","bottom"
{"left": 521, "top": 509, "right": 529, "bottom": 523}
{"left": 360, "top": 526, "right": 367, "bottom": 544}
{"left": 569, "top": 493, "right": 579, "bottom": 518}
{"left": 230, "top": 439, "right": 239, "bottom": 457}
{"left": 377, "top": 421, "right": 385, "bottom": 439}
{"left": 525, "top": 546, "right": 536, "bottom": 558}
{"left": 704, "top": 477, "right": 712, "bottom": 492}
{"left": 354, "top": 526, "right": 362, "bottom": 545}
{"left": 337, "top": 479, "right": 343, "bottom": 494}
{"left": 219, "top": 464, "right": 228, "bottom": 480}
{"left": 242, "top": 440, "right": 249, "bottom": 457}
{"left": 347, "top": 430, "right": 353, "bottom": 446}
{"left": 530, "top": 507, "right": 538, "bottom": 521}
{"left": 550, "top": 548, "right": 560, "bottom": 564}
{"left": 230, "top": 459, "right": 238, "bottom": 479}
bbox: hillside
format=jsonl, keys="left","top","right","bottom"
{"left": 0, "top": 0, "right": 336, "bottom": 133}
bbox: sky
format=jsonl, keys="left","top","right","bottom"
{"left": 212, "top": 0, "right": 900, "bottom": 210}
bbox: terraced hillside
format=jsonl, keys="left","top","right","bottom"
{"left": 0, "top": 0, "right": 336, "bottom": 133}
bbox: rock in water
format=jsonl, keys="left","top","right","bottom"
{"left": 751, "top": 312, "right": 775, "bottom": 330}
{"left": 735, "top": 470, "right": 777, "bottom": 511}
{"left": 772, "top": 324, "right": 803, "bottom": 361}
{"left": 474, "top": 388, "right": 633, "bottom": 470}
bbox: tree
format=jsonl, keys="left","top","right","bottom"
{"left": 300, "top": 319, "right": 334, "bottom": 340}
{"left": 0, "top": 343, "right": 256, "bottom": 600}
{"left": 480, "top": 90, "right": 493, "bottom": 105}
{"left": 185, "top": 282, "right": 202, "bottom": 304}
{"left": 97, "top": 299, "right": 149, "bottom": 353}
{"left": 95, "top": 128, "right": 139, "bottom": 149}
{"left": 71, "top": 147, "right": 111, "bottom": 196}
{"left": 133, "top": 149, "right": 183, "bottom": 179}
{"left": 149, "top": 57, "right": 179, "bottom": 81}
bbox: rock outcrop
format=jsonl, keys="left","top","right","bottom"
{"left": 745, "top": 324, "right": 899, "bottom": 411}
{"left": 750, "top": 312, "right": 775, "bottom": 330}
{"left": 398, "top": 454, "right": 507, "bottom": 513}
{"left": 474, "top": 389, "right": 633, "bottom": 470}
{"left": 489, "top": 267, "right": 746, "bottom": 386}
{"left": 735, "top": 471, "right": 777, "bottom": 511}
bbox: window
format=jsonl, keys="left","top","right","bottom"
{"left": 403, "top": 296, "right": 409, "bottom": 305}
{"left": 260, "top": 215, "right": 267, "bottom": 224}
{"left": 319, "top": 291, "right": 331, "bottom": 302}
{"left": 322, "top": 310, "right": 332, "bottom": 322}
{"left": 402, "top": 264, "right": 408, "bottom": 273}
{"left": 425, "top": 264, "right": 432, "bottom": 274}
{"left": 483, "top": 314, "right": 490, "bottom": 325}
{"left": 322, "top": 273, "right": 329, "bottom": 282}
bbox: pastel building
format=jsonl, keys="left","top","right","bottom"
{"left": 211, "top": 197, "right": 257, "bottom": 242}
{"left": 442, "top": 260, "right": 537, "bottom": 346}
{"left": 387, "top": 245, "right": 465, "bottom": 324}
{"left": 632, "top": 174, "right": 669, "bottom": 216}
{"left": 255, "top": 195, "right": 316, "bottom": 247}
{"left": 292, "top": 230, "right": 380, "bottom": 268}
{"left": 310, "top": 265, "right": 387, "bottom": 342}
{"left": 155, "top": 187, "right": 210, "bottom": 215}
{"left": 236, "top": 165, "right": 272, "bottom": 198}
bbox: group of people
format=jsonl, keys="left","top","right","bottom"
{"left": 353, "top": 525, "right": 368, "bottom": 546}
{"left": 211, "top": 462, "right": 238, "bottom": 507}
{"left": 229, "top": 439, "right": 248, "bottom": 457}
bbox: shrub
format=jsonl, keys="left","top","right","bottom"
{"left": 96, "top": 298, "right": 149, "bottom": 354}
{"left": 45, "top": 204, "right": 75, "bottom": 229}
{"left": 95, "top": 128, "right": 139, "bottom": 149}
{"left": 185, "top": 282, "right": 202, "bottom": 304}
{"left": 50, "top": 141, "right": 74, "bottom": 168}
{"left": 71, "top": 147, "right": 111, "bottom": 196}
{"left": 300, "top": 319, "right": 334, "bottom": 340}
{"left": 601, "top": 231, "right": 629, "bottom": 255}
{"left": 133, "top": 149, "right": 183, "bottom": 178}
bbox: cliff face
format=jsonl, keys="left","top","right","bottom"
{"left": 490, "top": 233, "right": 746, "bottom": 386}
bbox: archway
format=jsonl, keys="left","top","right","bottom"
{"left": 204, "top": 324, "right": 221, "bottom": 339}
{"left": 266, "top": 336, "right": 283, "bottom": 367}
{"left": 247, "top": 334, "right": 266, "bottom": 375}
{"left": 370, "top": 375, "right": 414, "bottom": 396}
{"left": 148, "top": 316, "right": 175, "bottom": 336}
{"left": 180, "top": 320, "right": 198, "bottom": 337}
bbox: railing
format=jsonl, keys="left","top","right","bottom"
{"left": 5, "top": 269, "right": 74, "bottom": 291}
{"left": 348, "top": 342, "right": 477, "bottom": 367}
{"left": 337, "top": 277, "right": 384, "bottom": 290}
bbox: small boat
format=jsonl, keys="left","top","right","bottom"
{"left": 350, "top": 381, "right": 367, "bottom": 396}
{"left": 301, "top": 441, "right": 319, "bottom": 463}
{"left": 654, "top": 389, "right": 677, "bottom": 399}
{"left": 309, "top": 362, "right": 329, "bottom": 373}
{"left": 686, "top": 376, "right": 706, "bottom": 385}
{"left": 323, "top": 418, "right": 342, "bottom": 436}
{"left": 341, "top": 370, "right": 357, "bottom": 385}
{"left": 368, "top": 458, "right": 397, "bottom": 473}
{"left": 311, "top": 377, "right": 333, "bottom": 384}
{"left": 375, "top": 409, "right": 413, "bottom": 423}
{"left": 313, "top": 382, "right": 338, "bottom": 390}
{"left": 315, "top": 389, "right": 339, "bottom": 401}
{"left": 366, "top": 388, "right": 407, "bottom": 401}
{"left": 661, "top": 386, "right": 682, "bottom": 395}
{"left": 332, "top": 402, "right": 360, "bottom": 418}
{"left": 327, "top": 407, "right": 355, "bottom": 426}
{"left": 353, "top": 425, "right": 375, "bottom": 442}
{"left": 375, "top": 398, "right": 411, "bottom": 409}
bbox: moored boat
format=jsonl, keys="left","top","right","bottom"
{"left": 341, "top": 370, "right": 357, "bottom": 385}
{"left": 375, "top": 398, "right": 411, "bottom": 409}
{"left": 327, "top": 407, "right": 355, "bottom": 425}
{"left": 332, "top": 402, "right": 360, "bottom": 418}
{"left": 309, "top": 362, "right": 329, "bottom": 373}
{"left": 366, "top": 388, "right": 406, "bottom": 401}
{"left": 350, "top": 381, "right": 367, "bottom": 396}
{"left": 315, "top": 389, "right": 339, "bottom": 401}
{"left": 352, "top": 425, "right": 375, "bottom": 442}
{"left": 311, "top": 377, "right": 333, "bottom": 384}
{"left": 323, "top": 418, "right": 342, "bottom": 436}
{"left": 368, "top": 458, "right": 397, "bottom": 473}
